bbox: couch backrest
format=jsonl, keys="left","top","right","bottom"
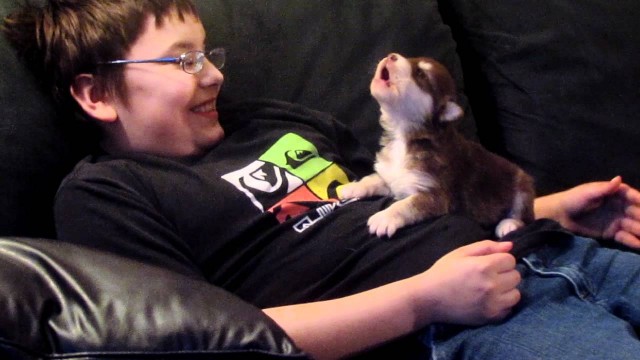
{"left": 440, "top": 0, "right": 640, "bottom": 195}
{"left": 0, "top": 3, "right": 86, "bottom": 238}
{"left": 200, "top": 0, "right": 477, "bottom": 149}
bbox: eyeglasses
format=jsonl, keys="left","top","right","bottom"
{"left": 99, "top": 47, "right": 225, "bottom": 74}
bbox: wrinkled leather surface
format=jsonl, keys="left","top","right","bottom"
{"left": 0, "top": 238, "right": 308, "bottom": 359}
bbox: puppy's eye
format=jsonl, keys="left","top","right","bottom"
{"left": 416, "top": 69, "right": 428, "bottom": 79}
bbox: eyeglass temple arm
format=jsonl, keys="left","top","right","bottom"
{"left": 101, "top": 57, "right": 180, "bottom": 65}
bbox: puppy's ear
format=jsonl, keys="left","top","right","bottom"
{"left": 70, "top": 74, "right": 118, "bottom": 123}
{"left": 440, "top": 101, "right": 463, "bottom": 122}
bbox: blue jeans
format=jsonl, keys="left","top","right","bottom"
{"left": 425, "top": 236, "right": 640, "bottom": 359}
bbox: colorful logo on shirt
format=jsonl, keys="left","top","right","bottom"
{"left": 221, "top": 133, "right": 352, "bottom": 224}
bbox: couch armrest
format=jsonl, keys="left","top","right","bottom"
{"left": 0, "top": 238, "right": 308, "bottom": 359}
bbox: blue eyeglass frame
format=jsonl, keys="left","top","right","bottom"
{"left": 98, "top": 47, "right": 226, "bottom": 74}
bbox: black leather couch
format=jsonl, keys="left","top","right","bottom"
{"left": 2, "top": 0, "right": 640, "bottom": 358}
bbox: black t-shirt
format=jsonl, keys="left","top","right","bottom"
{"left": 54, "top": 99, "right": 493, "bottom": 307}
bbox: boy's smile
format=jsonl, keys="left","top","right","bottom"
{"left": 192, "top": 100, "right": 218, "bottom": 116}
{"left": 103, "top": 9, "right": 225, "bottom": 157}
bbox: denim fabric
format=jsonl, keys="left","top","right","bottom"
{"left": 425, "top": 236, "right": 640, "bottom": 359}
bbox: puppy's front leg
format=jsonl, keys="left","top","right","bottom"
{"left": 367, "top": 194, "right": 423, "bottom": 237}
{"left": 368, "top": 190, "right": 449, "bottom": 238}
{"left": 338, "top": 173, "right": 391, "bottom": 200}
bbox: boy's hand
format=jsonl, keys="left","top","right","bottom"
{"left": 537, "top": 176, "right": 640, "bottom": 249}
{"left": 414, "top": 240, "right": 521, "bottom": 326}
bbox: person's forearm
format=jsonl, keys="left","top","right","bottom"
{"left": 263, "top": 277, "right": 427, "bottom": 360}
{"left": 533, "top": 192, "right": 563, "bottom": 221}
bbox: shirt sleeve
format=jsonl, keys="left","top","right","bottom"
{"left": 54, "top": 161, "right": 204, "bottom": 279}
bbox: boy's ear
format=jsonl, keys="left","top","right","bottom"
{"left": 70, "top": 74, "right": 118, "bottom": 122}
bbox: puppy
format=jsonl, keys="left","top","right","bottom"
{"left": 339, "top": 53, "right": 535, "bottom": 238}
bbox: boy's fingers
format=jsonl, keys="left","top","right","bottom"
{"left": 615, "top": 230, "right": 640, "bottom": 250}
{"left": 497, "top": 268, "right": 521, "bottom": 290}
{"left": 499, "top": 288, "right": 522, "bottom": 313}
{"left": 489, "top": 252, "right": 518, "bottom": 273}
{"left": 620, "top": 184, "right": 640, "bottom": 204}
{"left": 459, "top": 240, "right": 513, "bottom": 257}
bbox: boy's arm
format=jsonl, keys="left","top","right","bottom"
{"left": 265, "top": 240, "right": 520, "bottom": 360}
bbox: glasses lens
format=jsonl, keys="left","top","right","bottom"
{"left": 181, "top": 51, "right": 204, "bottom": 74}
{"left": 206, "top": 48, "right": 226, "bottom": 70}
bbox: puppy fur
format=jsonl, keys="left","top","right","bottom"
{"left": 339, "top": 53, "right": 535, "bottom": 238}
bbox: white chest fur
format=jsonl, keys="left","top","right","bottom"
{"left": 374, "top": 136, "right": 437, "bottom": 199}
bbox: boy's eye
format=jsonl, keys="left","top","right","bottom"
{"left": 179, "top": 51, "right": 207, "bottom": 74}
{"left": 182, "top": 57, "right": 197, "bottom": 68}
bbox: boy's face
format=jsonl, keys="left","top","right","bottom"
{"left": 108, "top": 10, "right": 224, "bottom": 157}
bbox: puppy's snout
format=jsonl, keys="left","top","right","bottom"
{"left": 389, "top": 53, "right": 399, "bottom": 62}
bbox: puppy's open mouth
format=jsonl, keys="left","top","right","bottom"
{"left": 381, "top": 67, "right": 390, "bottom": 81}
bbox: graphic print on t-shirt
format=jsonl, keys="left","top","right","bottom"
{"left": 221, "top": 133, "right": 353, "bottom": 225}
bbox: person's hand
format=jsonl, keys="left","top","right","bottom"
{"left": 535, "top": 176, "right": 640, "bottom": 249}
{"left": 413, "top": 240, "right": 521, "bottom": 326}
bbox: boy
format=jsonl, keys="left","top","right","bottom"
{"left": 4, "top": 1, "right": 640, "bottom": 359}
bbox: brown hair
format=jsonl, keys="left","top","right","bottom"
{"left": 1, "top": 0, "right": 199, "bottom": 116}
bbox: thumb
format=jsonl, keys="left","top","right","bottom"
{"left": 601, "top": 176, "right": 622, "bottom": 195}
{"left": 458, "top": 240, "right": 513, "bottom": 257}
{"left": 580, "top": 176, "right": 622, "bottom": 206}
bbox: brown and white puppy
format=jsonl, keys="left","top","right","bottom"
{"left": 339, "top": 53, "right": 535, "bottom": 238}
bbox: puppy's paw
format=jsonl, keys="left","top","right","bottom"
{"left": 337, "top": 182, "right": 368, "bottom": 200}
{"left": 367, "top": 209, "right": 407, "bottom": 238}
{"left": 338, "top": 174, "right": 390, "bottom": 200}
{"left": 495, "top": 218, "right": 525, "bottom": 238}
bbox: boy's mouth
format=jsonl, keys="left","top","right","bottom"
{"left": 192, "top": 100, "right": 217, "bottom": 113}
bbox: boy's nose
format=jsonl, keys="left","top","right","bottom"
{"left": 198, "top": 59, "right": 224, "bottom": 88}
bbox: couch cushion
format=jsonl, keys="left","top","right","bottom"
{"left": 0, "top": 237, "right": 308, "bottom": 359}
{"left": 196, "top": 0, "right": 477, "bottom": 152}
{"left": 441, "top": 0, "right": 640, "bottom": 195}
